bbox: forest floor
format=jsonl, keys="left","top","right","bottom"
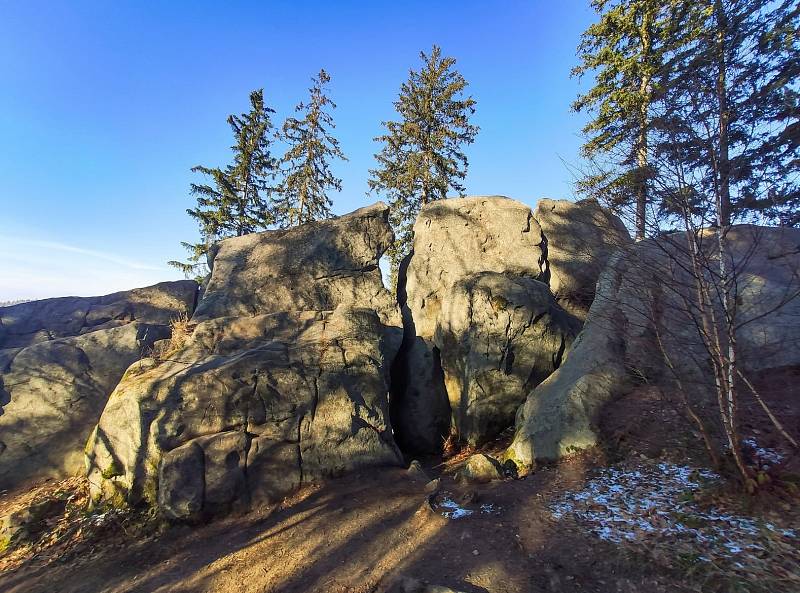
{"left": 0, "top": 369, "right": 798, "bottom": 593}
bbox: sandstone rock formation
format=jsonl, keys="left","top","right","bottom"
{"left": 434, "top": 273, "right": 580, "bottom": 445}
{"left": 393, "top": 197, "right": 547, "bottom": 452}
{"left": 193, "top": 203, "right": 400, "bottom": 335}
{"left": 393, "top": 196, "right": 626, "bottom": 452}
{"left": 87, "top": 307, "right": 401, "bottom": 520}
{"left": 461, "top": 453, "right": 504, "bottom": 484}
{"left": 0, "top": 280, "right": 198, "bottom": 350}
{"left": 505, "top": 225, "right": 800, "bottom": 468}
{"left": 504, "top": 257, "right": 629, "bottom": 468}
{"left": 0, "top": 281, "right": 197, "bottom": 491}
{"left": 534, "top": 198, "right": 631, "bottom": 318}
{"left": 85, "top": 204, "right": 404, "bottom": 519}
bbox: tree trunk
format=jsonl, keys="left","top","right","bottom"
{"left": 635, "top": 100, "right": 649, "bottom": 241}
{"left": 635, "top": 9, "right": 654, "bottom": 241}
{"left": 714, "top": 0, "right": 732, "bottom": 227}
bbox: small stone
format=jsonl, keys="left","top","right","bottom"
{"left": 407, "top": 460, "right": 430, "bottom": 483}
{"left": 472, "top": 549, "right": 479, "bottom": 556}
{"left": 461, "top": 454, "right": 503, "bottom": 484}
{"left": 424, "top": 478, "right": 441, "bottom": 494}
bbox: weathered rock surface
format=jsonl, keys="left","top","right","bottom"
{"left": 0, "top": 280, "right": 197, "bottom": 350}
{"left": 86, "top": 306, "right": 402, "bottom": 520}
{"left": 504, "top": 257, "right": 629, "bottom": 468}
{"left": 193, "top": 203, "right": 400, "bottom": 334}
{"left": 0, "top": 322, "right": 171, "bottom": 490}
{"left": 0, "top": 281, "right": 196, "bottom": 491}
{"left": 535, "top": 198, "right": 631, "bottom": 318}
{"left": 461, "top": 453, "right": 503, "bottom": 484}
{"left": 404, "top": 197, "right": 547, "bottom": 339}
{"left": 506, "top": 225, "right": 800, "bottom": 468}
{"left": 87, "top": 204, "right": 405, "bottom": 519}
{"left": 393, "top": 196, "right": 626, "bottom": 453}
{"left": 434, "top": 273, "right": 580, "bottom": 445}
{"left": 393, "top": 197, "right": 547, "bottom": 452}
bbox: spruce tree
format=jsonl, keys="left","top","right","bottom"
{"left": 655, "top": 0, "right": 799, "bottom": 227}
{"left": 275, "top": 69, "right": 347, "bottom": 227}
{"left": 170, "top": 89, "right": 279, "bottom": 277}
{"left": 368, "top": 45, "right": 479, "bottom": 278}
{"left": 572, "top": 0, "right": 672, "bottom": 239}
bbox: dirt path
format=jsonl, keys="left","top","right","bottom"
{"left": 0, "top": 462, "right": 687, "bottom": 593}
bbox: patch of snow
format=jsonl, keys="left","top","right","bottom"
{"left": 742, "top": 437, "right": 784, "bottom": 468}
{"left": 548, "top": 461, "right": 797, "bottom": 562}
{"left": 438, "top": 498, "right": 474, "bottom": 519}
{"left": 434, "top": 498, "right": 500, "bottom": 519}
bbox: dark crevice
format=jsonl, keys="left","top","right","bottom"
{"left": 538, "top": 226, "right": 551, "bottom": 285}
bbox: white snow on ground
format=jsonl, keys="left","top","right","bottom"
{"left": 742, "top": 437, "right": 785, "bottom": 468}
{"left": 438, "top": 497, "right": 474, "bottom": 519}
{"left": 549, "top": 461, "right": 797, "bottom": 561}
{"left": 435, "top": 497, "right": 500, "bottom": 519}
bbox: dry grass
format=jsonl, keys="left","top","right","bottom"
{"left": 151, "top": 312, "right": 196, "bottom": 362}
{"left": 435, "top": 427, "right": 516, "bottom": 473}
{"left": 0, "top": 478, "right": 160, "bottom": 573}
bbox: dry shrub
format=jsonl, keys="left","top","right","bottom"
{"left": 152, "top": 311, "right": 195, "bottom": 362}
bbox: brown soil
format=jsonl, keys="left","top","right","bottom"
{"left": 599, "top": 365, "right": 800, "bottom": 476}
{"left": 1, "top": 458, "right": 694, "bottom": 593}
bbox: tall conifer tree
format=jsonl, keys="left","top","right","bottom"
{"left": 572, "top": 0, "right": 670, "bottom": 239}
{"left": 575, "top": 0, "right": 799, "bottom": 231}
{"left": 655, "top": 0, "right": 799, "bottom": 227}
{"left": 368, "top": 45, "right": 479, "bottom": 279}
{"left": 274, "top": 70, "right": 347, "bottom": 227}
{"left": 170, "top": 89, "right": 279, "bottom": 277}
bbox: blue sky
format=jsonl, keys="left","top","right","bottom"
{"left": 0, "top": 0, "right": 595, "bottom": 300}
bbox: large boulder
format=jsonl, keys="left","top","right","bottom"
{"left": 392, "top": 196, "right": 628, "bottom": 453}
{"left": 86, "top": 307, "right": 402, "bottom": 520}
{"left": 86, "top": 204, "right": 405, "bottom": 519}
{"left": 505, "top": 225, "right": 800, "bottom": 468}
{"left": 393, "top": 197, "right": 547, "bottom": 452}
{"left": 0, "top": 281, "right": 197, "bottom": 491}
{"left": 534, "top": 198, "right": 631, "bottom": 318}
{"left": 0, "top": 280, "right": 197, "bottom": 350}
{"left": 0, "top": 323, "right": 171, "bottom": 490}
{"left": 434, "top": 273, "right": 580, "bottom": 445}
{"left": 193, "top": 202, "right": 400, "bottom": 334}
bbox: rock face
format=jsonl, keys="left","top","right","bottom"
{"left": 193, "top": 203, "right": 400, "bottom": 335}
{"left": 393, "top": 197, "right": 548, "bottom": 452}
{"left": 461, "top": 453, "right": 503, "bottom": 484}
{"left": 86, "top": 204, "right": 404, "bottom": 519}
{"left": 504, "top": 256, "right": 629, "bottom": 468}
{"left": 0, "top": 281, "right": 198, "bottom": 350}
{"left": 535, "top": 198, "right": 632, "bottom": 318}
{"left": 87, "top": 307, "right": 400, "bottom": 520}
{"left": 393, "top": 196, "right": 626, "bottom": 452}
{"left": 0, "top": 281, "right": 197, "bottom": 491}
{"left": 506, "top": 225, "right": 800, "bottom": 468}
{"left": 434, "top": 273, "right": 580, "bottom": 445}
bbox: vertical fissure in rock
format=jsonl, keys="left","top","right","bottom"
{"left": 311, "top": 376, "right": 320, "bottom": 422}
{"left": 297, "top": 414, "right": 305, "bottom": 486}
{"left": 241, "top": 374, "right": 258, "bottom": 500}
{"left": 190, "top": 283, "right": 201, "bottom": 317}
{"left": 538, "top": 225, "right": 551, "bottom": 285}
{"left": 553, "top": 333, "right": 567, "bottom": 371}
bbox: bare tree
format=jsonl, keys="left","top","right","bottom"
{"left": 590, "top": 132, "right": 800, "bottom": 489}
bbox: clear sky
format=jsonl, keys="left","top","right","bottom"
{"left": 0, "top": 0, "right": 596, "bottom": 301}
